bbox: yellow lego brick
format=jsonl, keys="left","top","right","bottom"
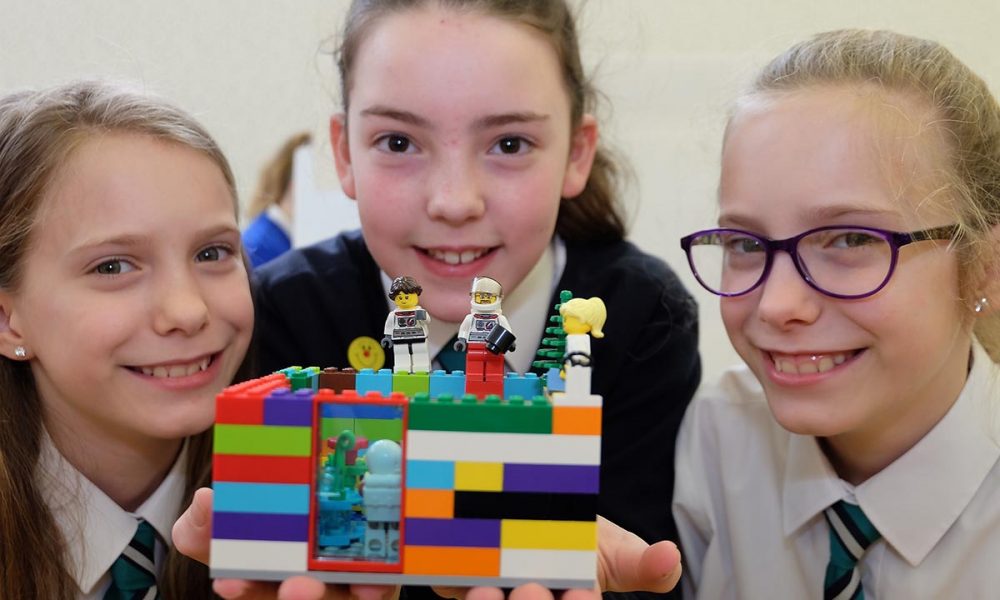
{"left": 454, "top": 461, "right": 504, "bottom": 491}
{"left": 500, "top": 520, "right": 597, "bottom": 550}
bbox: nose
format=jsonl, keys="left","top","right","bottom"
{"left": 425, "top": 158, "right": 485, "bottom": 224}
{"left": 755, "top": 253, "right": 822, "bottom": 329}
{"left": 152, "top": 269, "right": 209, "bottom": 336}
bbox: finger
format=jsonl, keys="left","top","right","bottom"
{"left": 597, "top": 516, "right": 682, "bottom": 593}
{"left": 171, "top": 487, "right": 213, "bottom": 565}
{"left": 465, "top": 587, "right": 507, "bottom": 600}
{"left": 507, "top": 583, "right": 554, "bottom": 600}
{"left": 430, "top": 586, "right": 466, "bottom": 600}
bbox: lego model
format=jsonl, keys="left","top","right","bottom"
{"left": 382, "top": 276, "right": 431, "bottom": 374}
{"left": 454, "top": 276, "right": 515, "bottom": 398}
{"left": 209, "top": 289, "right": 604, "bottom": 590}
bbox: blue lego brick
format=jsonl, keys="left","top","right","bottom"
{"left": 214, "top": 482, "right": 311, "bottom": 515}
{"left": 263, "top": 389, "right": 314, "bottom": 426}
{"left": 429, "top": 369, "right": 466, "bottom": 399}
{"left": 356, "top": 368, "right": 393, "bottom": 395}
{"left": 320, "top": 402, "right": 405, "bottom": 420}
{"left": 503, "top": 372, "right": 542, "bottom": 400}
{"left": 545, "top": 367, "right": 565, "bottom": 392}
{"left": 406, "top": 459, "right": 456, "bottom": 489}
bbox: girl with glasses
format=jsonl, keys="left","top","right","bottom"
{"left": 674, "top": 29, "right": 1000, "bottom": 598}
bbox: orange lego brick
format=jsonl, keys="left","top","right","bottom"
{"left": 404, "top": 489, "right": 454, "bottom": 518}
{"left": 402, "top": 546, "right": 499, "bottom": 576}
{"left": 552, "top": 406, "right": 602, "bottom": 435}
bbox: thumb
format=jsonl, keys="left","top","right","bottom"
{"left": 172, "top": 487, "right": 214, "bottom": 565}
{"left": 596, "top": 516, "right": 682, "bottom": 594}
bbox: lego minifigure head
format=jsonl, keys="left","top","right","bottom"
{"left": 559, "top": 297, "right": 606, "bottom": 338}
{"left": 367, "top": 439, "right": 402, "bottom": 475}
{"left": 470, "top": 276, "right": 502, "bottom": 311}
{"left": 388, "top": 275, "right": 423, "bottom": 310}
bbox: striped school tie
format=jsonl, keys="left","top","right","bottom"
{"left": 104, "top": 519, "right": 159, "bottom": 600}
{"left": 823, "top": 500, "right": 881, "bottom": 600}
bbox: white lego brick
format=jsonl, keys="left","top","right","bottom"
{"left": 500, "top": 549, "right": 597, "bottom": 581}
{"left": 406, "top": 430, "right": 600, "bottom": 465}
{"left": 211, "top": 539, "right": 308, "bottom": 572}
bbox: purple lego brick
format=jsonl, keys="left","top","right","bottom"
{"left": 263, "top": 389, "right": 314, "bottom": 426}
{"left": 213, "top": 511, "right": 309, "bottom": 542}
{"left": 502, "top": 464, "right": 600, "bottom": 494}
{"left": 404, "top": 517, "right": 501, "bottom": 547}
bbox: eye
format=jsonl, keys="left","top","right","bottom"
{"left": 725, "top": 235, "right": 764, "bottom": 254}
{"left": 375, "top": 134, "right": 416, "bottom": 154}
{"left": 489, "top": 136, "right": 531, "bottom": 155}
{"left": 830, "top": 231, "right": 881, "bottom": 249}
{"left": 196, "top": 245, "right": 234, "bottom": 262}
{"left": 93, "top": 259, "right": 136, "bottom": 276}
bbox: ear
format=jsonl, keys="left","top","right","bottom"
{"left": 978, "top": 222, "right": 1000, "bottom": 316}
{"left": 329, "top": 113, "right": 357, "bottom": 200}
{"left": 0, "top": 290, "right": 27, "bottom": 360}
{"left": 561, "top": 113, "right": 599, "bottom": 199}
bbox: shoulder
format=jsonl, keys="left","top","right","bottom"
{"left": 254, "top": 229, "right": 377, "bottom": 292}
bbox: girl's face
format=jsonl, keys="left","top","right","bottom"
{"left": 718, "top": 88, "right": 972, "bottom": 471}
{"left": 1, "top": 133, "right": 253, "bottom": 455}
{"left": 331, "top": 6, "right": 597, "bottom": 322}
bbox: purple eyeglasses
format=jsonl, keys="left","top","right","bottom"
{"left": 679, "top": 224, "right": 958, "bottom": 299}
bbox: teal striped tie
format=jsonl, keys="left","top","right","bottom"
{"left": 104, "top": 519, "right": 159, "bottom": 600}
{"left": 823, "top": 501, "right": 881, "bottom": 600}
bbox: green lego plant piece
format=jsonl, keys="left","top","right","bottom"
{"left": 533, "top": 290, "right": 573, "bottom": 371}
{"left": 214, "top": 424, "right": 312, "bottom": 456}
{"left": 408, "top": 395, "right": 553, "bottom": 433}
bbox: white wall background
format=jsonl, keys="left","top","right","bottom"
{"left": 3, "top": 0, "right": 997, "bottom": 385}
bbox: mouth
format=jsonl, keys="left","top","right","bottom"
{"left": 127, "top": 353, "right": 216, "bottom": 379}
{"left": 766, "top": 349, "right": 864, "bottom": 375}
{"left": 418, "top": 246, "right": 498, "bottom": 266}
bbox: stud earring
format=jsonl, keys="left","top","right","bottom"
{"left": 14, "top": 346, "right": 26, "bottom": 359}
{"left": 975, "top": 297, "right": 990, "bottom": 314}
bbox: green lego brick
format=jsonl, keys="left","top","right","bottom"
{"left": 392, "top": 372, "right": 430, "bottom": 396}
{"left": 408, "top": 395, "right": 552, "bottom": 433}
{"left": 214, "top": 424, "right": 312, "bottom": 456}
{"left": 320, "top": 417, "right": 403, "bottom": 444}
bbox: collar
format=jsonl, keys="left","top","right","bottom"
{"left": 37, "top": 430, "right": 189, "bottom": 595}
{"left": 783, "top": 341, "right": 1000, "bottom": 566}
{"left": 381, "top": 236, "right": 566, "bottom": 374}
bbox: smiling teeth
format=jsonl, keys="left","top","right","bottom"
{"left": 427, "top": 248, "right": 489, "bottom": 265}
{"left": 140, "top": 358, "right": 210, "bottom": 378}
{"left": 774, "top": 353, "right": 848, "bottom": 375}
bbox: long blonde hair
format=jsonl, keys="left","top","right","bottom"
{"left": 0, "top": 80, "right": 237, "bottom": 599}
{"left": 734, "top": 29, "right": 1000, "bottom": 361}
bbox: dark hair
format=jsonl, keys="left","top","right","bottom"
{"left": 389, "top": 275, "right": 423, "bottom": 299}
{"left": 0, "top": 80, "right": 235, "bottom": 599}
{"left": 335, "top": 0, "right": 628, "bottom": 242}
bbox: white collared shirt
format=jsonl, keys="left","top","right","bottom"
{"left": 674, "top": 341, "right": 1000, "bottom": 599}
{"left": 36, "top": 430, "right": 188, "bottom": 598}
{"left": 380, "top": 236, "right": 566, "bottom": 375}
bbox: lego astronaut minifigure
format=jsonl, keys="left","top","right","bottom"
{"left": 454, "top": 276, "right": 515, "bottom": 397}
{"left": 382, "top": 276, "right": 431, "bottom": 374}
{"left": 362, "top": 439, "right": 402, "bottom": 560}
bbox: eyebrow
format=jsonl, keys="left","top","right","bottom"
{"left": 359, "top": 105, "right": 550, "bottom": 130}
{"left": 72, "top": 223, "right": 240, "bottom": 254}
{"left": 719, "top": 204, "right": 900, "bottom": 229}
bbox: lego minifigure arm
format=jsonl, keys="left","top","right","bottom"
{"left": 382, "top": 312, "right": 395, "bottom": 348}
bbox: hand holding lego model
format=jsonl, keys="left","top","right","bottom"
{"left": 173, "top": 488, "right": 399, "bottom": 600}
{"left": 383, "top": 276, "right": 431, "bottom": 373}
{"left": 431, "top": 517, "right": 682, "bottom": 600}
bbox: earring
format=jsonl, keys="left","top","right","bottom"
{"left": 975, "top": 297, "right": 990, "bottom": 314}
{"left": 13, "top": 346, "right": 26, "bottom": 359}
